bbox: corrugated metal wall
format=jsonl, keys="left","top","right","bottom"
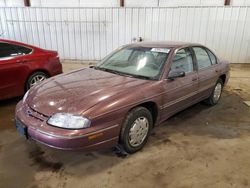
{"left": 0, "top": 7, "right": 250, "bottom": 63}
{"left": 0, "top": 0, "right": 225, "bottom": 7}
{"left": 3, "top": 0, "right": 250, "bottom": 7}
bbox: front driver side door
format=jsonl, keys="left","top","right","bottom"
{"left": 161, "top": 47, "right": 199, "bottom": 119}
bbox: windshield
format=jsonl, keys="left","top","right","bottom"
{"left": 95, "top": 47, "right": 170, "bottom": 80}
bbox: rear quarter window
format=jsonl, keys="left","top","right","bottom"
{"left": 16, "top": 45, "right": 32, "bottom": 55}
{"left": 207, "top": 50, "right": 217, "bottom": 65}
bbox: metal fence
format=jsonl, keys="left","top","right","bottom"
{"left": 0, "top": 7, "right": 250, "bottom": 63}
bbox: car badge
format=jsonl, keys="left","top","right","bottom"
{"left": 26, "top": 109, "right": 32, "bottom": 116}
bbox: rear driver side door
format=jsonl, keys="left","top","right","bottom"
{"left": 192, "top": 46, "right": 219, "bottom": 99}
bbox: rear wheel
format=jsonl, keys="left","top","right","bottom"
{"left": 26, "top": 71, "right": 48, "bottom": 90}
{"left": 120, "top": 107, "right": 153, "bottom": 154}
{"left": 204, "top": 78, "right": 223, "bottom": 105}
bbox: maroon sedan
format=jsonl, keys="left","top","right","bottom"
{"left": 15, "top": 42, "right": 229, "bottom": 154}
{"left": 0, "top": 39, "right": 62, "bottom": 100}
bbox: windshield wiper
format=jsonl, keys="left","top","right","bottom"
{"left": 105, "top": 69, "right": 123, "bottom": 75}
{"left": 95, "top": 67, "right": 154, "bottom": 80}
{"left": 94, "top": 67, "right": 111, "bottom": 72}
{"left": 94, "top": 67, "right": 125, "bottom": 76}
{"left": 131, "top": 74, "right": 153, "bottom": 80}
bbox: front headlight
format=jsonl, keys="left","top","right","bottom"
{"left": 47, "top": 113, "right": 91, "bottom": 129}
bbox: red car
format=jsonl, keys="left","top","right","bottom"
{"left": 0, "top": 39, "right": 62, "bottom": 100}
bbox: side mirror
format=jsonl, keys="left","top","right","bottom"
{"left": 168, "top": 70, "right": 185, "bottom": 80}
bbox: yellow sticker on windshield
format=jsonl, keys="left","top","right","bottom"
{"left": 151, "top": 48, "right": 170, "bottom": 53}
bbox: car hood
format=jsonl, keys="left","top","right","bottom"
{"left": 27, "top": 68, "right": 149, "bottom": 116}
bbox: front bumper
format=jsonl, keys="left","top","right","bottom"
{"left": 15, "top": 101, "right": 120, "bottom": 151}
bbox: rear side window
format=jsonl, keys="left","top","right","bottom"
{"left": 207, "top": 49, "right": 217, "bottom": 65}
{"left": 193, "top": 47, "right": 212, "bottom": 70}
{"left": 0, "top": 42, "right": 32, "bottom": 58}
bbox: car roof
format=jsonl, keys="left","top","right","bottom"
{"left": 128, "top": 41, "right": 202, "bottom": 49}
{"left": 0, "top": 38, "right": 39, "bottom": 49}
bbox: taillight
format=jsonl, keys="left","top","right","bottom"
{"left": 48, "top": 52, "right": 59, "bottom": 61}
{"left": 55, "top": 52, "right": 59, "bottom": 58}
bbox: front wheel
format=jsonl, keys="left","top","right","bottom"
{"left": 120, "top": 107, "right": 153, "bottom": 154}
{"left": 26, "top": 71, "right": 48, "bottom": 90}
{"left": 204, "top": 78, "right": 223, "bottom": 105}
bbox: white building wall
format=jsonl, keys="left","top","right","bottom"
{"left": 231, "top": 0, "right": 250, "bottom": 6}
{"left": 125, "top": 0, "right": 158, "bottom": 7}
{"left": 159, "top": 0, "right": 224, "bottom": 7}
{"left": 1, "top": 0, "right": 250, "bottom": 7}
{"left": 31, "top": 0, "right": 119, "bottom": 7}
{"left": 0, "top": 0, "right": 24, "bottom": 6}
{"left": 1, "top": 7, "right": 249, "bottom": 63}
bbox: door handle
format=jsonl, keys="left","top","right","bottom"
{"left": 16, "top": 60, "right": 24, "bottom": 63}
{"left": 16, "top": 59, "right": 28, "bottom": 63}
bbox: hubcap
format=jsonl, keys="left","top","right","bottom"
{"left": 129, "top": 117, "right": 149, "bottom": 147}
{"left": 213, "top": 82, "right": 222, "bottom": 102}
{"left": 30, "top": 75, "right": 46, "bottom": 88}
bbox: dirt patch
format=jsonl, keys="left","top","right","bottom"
{"left": 0, "top": 97, "right": 21, "bottom": 131}
{"left": 29, "top": 146, "right": 63, "bottom": 172}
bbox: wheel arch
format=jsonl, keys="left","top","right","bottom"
{"left": 128, "top": 101, "right": 159, "bottom": 126}
{"left": 219, "top": 74, "right": 226, "bottom": 84}
{"left": 24, "top": 69, "right": 50, "bottom": 91}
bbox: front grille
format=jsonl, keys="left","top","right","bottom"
{"left": 26, "top": 106, "right": 49, "bottom": 122}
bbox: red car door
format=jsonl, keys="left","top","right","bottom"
{"left": 0, "top": 42, "right": 29, "bottom": 100}
{"left": 161, "top": 47, "right": 199, "bottom": 119}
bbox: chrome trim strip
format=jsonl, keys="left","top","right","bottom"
{"left": 30, "top": 124, "right": 119, "bottom": 139}
{"left": 160, "top": 91, "right": 198, "bottom": 109}
{"left": 160, "top": 82, "right": 215, "bottom": 110}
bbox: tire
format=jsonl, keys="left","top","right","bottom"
{"left": 26, "top": 71, "right": 48, "bottom": 90}
{"left": 120, "top": 107, "right": 153, "bottom": 154}
{"left": 204, "top": 78, "right": 223, "bottom": 106}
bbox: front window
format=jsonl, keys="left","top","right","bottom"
{"left": 95, "top": 47, "right": 170, "bottom": 80}
{"left": 170, "top": 48, "right": 194, "bottom": 74}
